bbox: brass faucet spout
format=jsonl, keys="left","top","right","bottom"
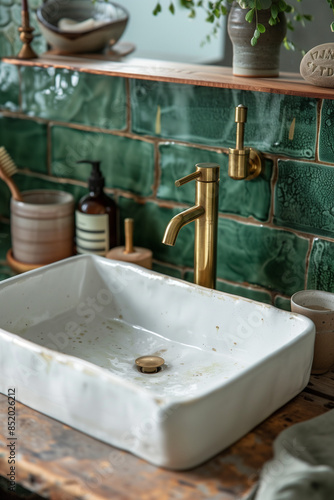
{"left": 162, "top": 205, "right": 204, "bottom": 246}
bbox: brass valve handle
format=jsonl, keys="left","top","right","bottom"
{"left": 229, "top": 104, "right": 263, "bottom": 181}
{"left": 235, "top": 104, "right": 247, "bottom": 151}
{"left": 175, "top": 163, "right": 220, "bottom": 187}
{"left": 175, "top": 171, "right": 201, "bottom": 187}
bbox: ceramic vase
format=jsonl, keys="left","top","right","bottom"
{"left": 11, "top": 190, "right": 74, "bottom": 265}
{"left": 227, "top": 2, "right": 287, "bottom": 77}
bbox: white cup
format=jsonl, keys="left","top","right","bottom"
{"left": 291, "top": 290, "right": 334, "bottom": 374}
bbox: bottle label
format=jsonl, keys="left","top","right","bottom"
{"left": 75, "top": 211, "right": 109, "bottom": 256}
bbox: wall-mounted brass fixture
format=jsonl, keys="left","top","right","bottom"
{"left": 228, "top": 104, "right": 263, "bottom": 181}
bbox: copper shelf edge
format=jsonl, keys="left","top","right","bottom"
{"left": 2, "top": 53, "right": 334, "bottom": 99}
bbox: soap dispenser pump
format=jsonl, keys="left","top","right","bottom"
{"left": 75, "top": 160, "right": 117, "bottom": 256}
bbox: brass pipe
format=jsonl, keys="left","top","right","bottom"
{"left": 235, "top": 104, "right": 247, "bottom": 150}
{"left": 194, "top": 177, "right": 219, "bottom": 289}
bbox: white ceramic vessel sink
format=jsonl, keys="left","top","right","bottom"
{"left": 0, "top": 255, "right": 315, "bottom": 469}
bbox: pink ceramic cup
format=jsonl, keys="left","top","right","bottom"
{"left": 291, "top": 290, "right": 334, "bottom": 375}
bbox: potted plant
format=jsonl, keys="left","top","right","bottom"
{"left": 153, "top": 1, "right": 333, "bottom": 77}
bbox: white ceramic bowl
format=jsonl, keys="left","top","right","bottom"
{"left": 36, "top": 0, "right": 129, "bottom": 54}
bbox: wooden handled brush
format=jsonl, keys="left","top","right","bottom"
{"left": 0, "top": 147, "right": 23, "bottom": 202}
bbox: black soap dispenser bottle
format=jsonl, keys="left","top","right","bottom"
{"left": 75, "top": 160, "right": 117, "bottom": 256}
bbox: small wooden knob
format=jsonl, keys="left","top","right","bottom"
{"left": 106, "top": 218, "right": 153, "bottom": 269}
{"left": 124, "top": 218, "right": 134, "bottom": 254}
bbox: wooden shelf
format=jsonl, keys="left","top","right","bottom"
{"left": 3, "top": 53, "right": 334, "bottom": 99}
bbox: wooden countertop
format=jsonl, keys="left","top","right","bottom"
{"left": 3, "top": 53, "right": 334, "bottom": 99}
{"left": 0, "top": 369, "right": 333, "bottom": 499}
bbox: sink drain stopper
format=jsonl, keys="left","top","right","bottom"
{"left": 135, "top": 356, "right": 165, "bottom": 374}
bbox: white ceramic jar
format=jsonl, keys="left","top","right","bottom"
{"left": 291, "top": 290, "right": 334, "bottom": 374}
{"left": 11, "top": 190, "right": 74, "bottom": 265}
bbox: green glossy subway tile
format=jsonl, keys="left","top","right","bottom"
{"left": 118, "top": 197, "right": 194, "bottom": 267}
{"left": 158, "top": 144, "right": 225, "bottom": 205}
{"left": 158, "top": 144, "right": 272, "bottom": 221}
{"left": 319, "top": 99, "right": 334, "bottom": 164}
{"left": 0, "top": 3, "right": 11, "bottom": 26}
{"left": 215, "top": 280, "right": 272, "bottom": 304}
{"left": 0, "top": 265, "right": 15, "bottom": 281}
{"left": 0, "top": 1, "right": 45, "bottom": 57}
{"left": 21, "top": 67, "right": 126, "bottom": 130}
{"left": 307, "top": 239, "right": 334, "bottom": 292}
{"left": 183, "top": 271, "right": 194, "bottom": 284}
{"left": 131, "top": 80, "right": 317, "bottom": 158}
{"left": 274, "top": 296, "right": 291, "bottom": 311}
{"left": 317, "top": 99, "right": 334, "bottom": 166}
{"left": 275, "top": 160, "right": 334, "bottom": 237}
{"left": 16, "top": 173, "right": 88, "bottom": 203}
{"left": 0, "top": 62, "right": 19, "bottom": 111}
{"left": 221, "top": 158, "right": 272, "bottom": 221}
{"left": 51, "top": 126, "right": 154, "bottom": 196}
{"left": 184, "top": 273, "right": 271, "bottom": 304}
{"left": 217, "top": 218, "right": 309, "bottom": 296}
{"left": 0, "top": 32, "right": 13, "bottom": 58}
{"left": 152, "top": 262, "right": 182, "bottom": 279}
{"left": 0, "top": 115, "right": 47, "bottom": 173}
{"left": 0, "top": 222, "right": 11, "bottom": 261}
{"left": 0, "top": 177, "right": 12, "bottom": 218}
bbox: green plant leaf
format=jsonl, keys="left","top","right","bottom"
{"left": 257, "top": 23, "right": 266, "bottom": 33}
{"left": 271, "top": 4, "right": 278, "bottom": 19}
{"left": 331, "top": 21, "right": 334, "bottom": 32}
{"left": 278, "top": 0, "right": 287, "bottom": 11}
{"left": 213, "top": 7, "right": 221, "bottom": 18}
{"left": 152, "top": 2, "right": 162, "bottom": 16}
{"left": 169, "top": 2, "right": 175, "bottom": 14}
{"left": 286, "top": 20, "right": 294, "bottom": 31}
{"left": 254, "top": 28, "right": 260, "bottom": 39}
{"left": 251, "top": 36, "right": 258, "bottom": 46}
{"left": 245, "top": 8, "right": 255, "bottom": 23}
{"left": 283, "top": 37, "right": 295, "bottom": 51}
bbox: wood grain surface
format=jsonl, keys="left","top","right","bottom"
{"left": 3, "top": 54, "right": 334, "bottom": 99}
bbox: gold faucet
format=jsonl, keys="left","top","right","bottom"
{"left": 162, "top": 163, "right": 220, "bottom": 289}
{"left": 162, "top": 106, "right": 262, "bottom": 289}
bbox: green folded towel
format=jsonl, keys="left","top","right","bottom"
{"left": 245, "top": 409, "right": 334, "bottom": 499}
